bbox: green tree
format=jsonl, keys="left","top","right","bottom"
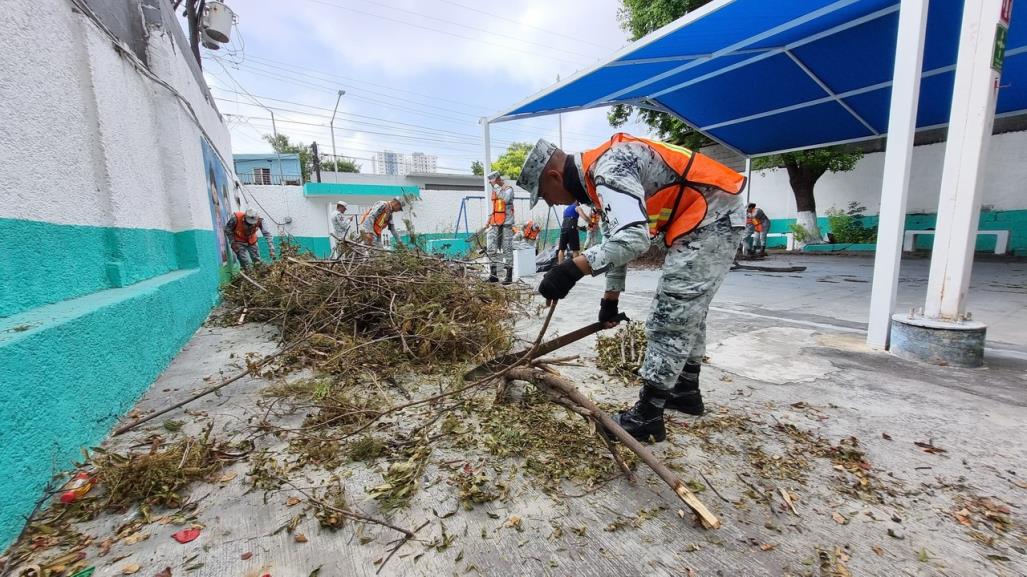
{"left": 321, "top": 158, "right": 362, "bottom": 173}
{"left": 608, "top": 0, "right": 712, "bottom": 148}
{"left": 613, "top": 0, "right": 866, "bottom": 244}
{"left": 490, "top": 142, "right": 533, "bottom": 180}
{"left": 263, "top": 133, "right": 313, "bottom": 182}
{"left": 470, "top": 160, "right": 484, "bottom": 176}
{"left": 752, "top": 148, "right": 863, "bottom": 243}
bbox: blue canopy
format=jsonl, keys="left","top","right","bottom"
{"left": 491, "top": 0, "right": 1025, "bottom": 156}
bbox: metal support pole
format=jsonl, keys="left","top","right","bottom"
{"left": 923, "top": 0, "right": 1007, "bottom": 320}
{"left": 743, "top": 157, "right": 752, "bottom": 205}
{"left": 330, "top": 90, "right": 345, "bottom": 183}
{"left": 866, "top": 0, "right": 930, "bottom": 349}
{"left": 557, "top": 75, "right": 563, "bottom": 148}
{"left": 481, "top": 116, "right": 492, "bottom": 190}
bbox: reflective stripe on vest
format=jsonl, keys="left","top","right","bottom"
{"left": 233, "top": 211, "right": 259, "bottom": 245}
{"left": 579, "top": 133, "right": 746, "bottom": 247}
{"left": 489, "top": 191, "right": 507, "bottom": 226}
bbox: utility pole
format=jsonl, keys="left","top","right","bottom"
{"left": 312, "top": 141, "right": 322, "bottom": 183}
{"left": 330, "top": 90, "right": 346, "bottom": 183}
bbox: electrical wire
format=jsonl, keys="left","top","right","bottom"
{"left": 296, "top": 0, "right": 593, "bottom": 67}
{"left": 430, "top": 0, "right": 618, "bottom": 51}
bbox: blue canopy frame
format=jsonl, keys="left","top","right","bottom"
{"left": 490, "top": 0, "right": 1025, "bottom": 157}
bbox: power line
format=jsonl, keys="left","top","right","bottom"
{"left": 430, "top": 0, "right": 619, "bottom": 51}
{"left": 209, "top": 57, "right": 616, "bottom": 143}
{"left": 296, "top": 0, "right": 593, "bottom": 68}
{"left": 344, "top": 0, "right": 600, "bottom": 61}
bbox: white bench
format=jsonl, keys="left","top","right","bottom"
{"left": 766, "top": 232, "right": 796, "bottom": 251}
{"left": 903, "top": 229, "right": 1009, "bottom": 254}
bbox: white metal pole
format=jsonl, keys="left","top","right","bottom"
{"left": 330, "top": 90, "right": 345, "bottom": 183}
{"left": 923, "top": 0, "right": 1007, "bottom": 320}
{"left": 866, "top": 0, "right": 930, "bottom": 349}
{"left": 557, "top": 74, "right": 564, "bottom": 148}
{"left": 269, "top": 109, "right": 286, "bottom": 186}
{"left": 481, "top": 116, "right": 492, "bottom": 189}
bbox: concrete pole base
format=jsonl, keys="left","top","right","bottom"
{"left": 890, "top": 314, "right": 986, "bottom": 368}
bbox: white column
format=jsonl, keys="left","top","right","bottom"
{"left": 924, "top": 0, "right": 1008, "bottom": 320}
{"left": 480, "top": 116, "right": 492, "bottom": 191}
{"left": 866, "top": 0, "right": 930, "bottom": 349}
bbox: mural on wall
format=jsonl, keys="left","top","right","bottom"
{"left": 201, "top": 138, "right": 232, "bottom": 267}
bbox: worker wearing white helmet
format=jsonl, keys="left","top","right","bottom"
{"left": 330, "top": 200, "right": 353, "bottom": 258}
{"left": 224, "top": 208, "right": 275, "bottom": 270}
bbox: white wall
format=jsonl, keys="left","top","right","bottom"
{"left": 747, "top": 131, "right": 1027, "bottom": 219}
{"left": 0, "top": 0, "right": 233, "bottom": 233}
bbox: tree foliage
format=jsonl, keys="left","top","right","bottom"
{"left": 470, "top": 160, "right": 484, "bottom": 176}
{"left": 322, "top": 158, "right": 362, "bottom": 173}
{"left": 491, "top": 142, "right": 533, "bottom": 180}
{"left": 263, "top": 134, "right": 313, "bottom": 182}
{"left": 752, "top": 148, "right": 863, "bottom": 212}
{"left": 609, "top": 0, "right": 712, "bottom": 147}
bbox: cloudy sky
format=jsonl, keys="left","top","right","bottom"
{"left": 201, "top": 0, "right": 653, "bottom": 174}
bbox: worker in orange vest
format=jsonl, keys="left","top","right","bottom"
{"left": 359, "top": 197, "right": 404, "bottom": 247}
{"left": 513, "top": 220, "right": 542, "bottom": 252}
{"left": 583, "top": 205, "right": 602, "bottom": 250}
{"left": 517, "top": 134, "right": 746, "bottom": 443}
{"left": 223, "top": 208, "right": 275, "bottom": 270}
{"left": 486, "top": 171, "right": 515, "bottom": 284}
{"left": 743, "top": 202, "right": 771, "bottom": 258}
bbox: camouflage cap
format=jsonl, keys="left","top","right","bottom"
{"left": 487, "top": 170, "right": 502, "bottom": 182}
{"left": 516, "top": 138, "right": 558, "bottom": 208}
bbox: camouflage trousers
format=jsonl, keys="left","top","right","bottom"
{"left": 639, "top": 217, "right": 742, "bottom": 390}
{"left": 486, "top": 225, "right": 514, "bottom": 269}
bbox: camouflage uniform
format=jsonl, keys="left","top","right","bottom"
{"left": 576, "top": 141, "right": 744, "bottom": 391}
{"left": 486, "top": 184, "right": 515, "bottom": 269}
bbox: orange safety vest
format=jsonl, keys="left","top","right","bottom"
{"left": 580, "top": 133, "right": 746, "bottom": 246}
{"left": 746, "top": 209, "right": 764, "bottom": 233}
{"left": 360, "top": 204, "right": 392, "bottom": 236}
{"left": 488, "top": 189, "right": 507, "bottom": 226}
{"left": 523, "top": 222, "right": 540, "bottom": 241}
{"left": 587, "top": 210, "right": 600, "bottom": 231}
{"left": 233, "top": 211, "right": 260, "bottom": 245}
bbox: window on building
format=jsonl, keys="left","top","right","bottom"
{"left": 253, "top": 167, "right": 271, "bottom": 185}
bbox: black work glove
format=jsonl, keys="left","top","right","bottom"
{"left": 538, "top": 259, "right": 584, "bottom": 301}
{"left": 598, "top": 298, "right": 620, "bottom": 324}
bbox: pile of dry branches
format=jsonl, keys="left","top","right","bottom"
{"left": 221, "top": 243, "right": 526, "bottom": 378}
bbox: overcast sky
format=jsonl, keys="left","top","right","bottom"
{"left": 201, "top": 0, "right": 653, "bottom": 174}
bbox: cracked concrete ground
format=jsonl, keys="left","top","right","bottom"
{"left": 7, "top": 254, "right": 1026, "bottom": 577}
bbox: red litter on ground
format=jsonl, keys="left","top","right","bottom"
{"left": 172, "top": 528, "right": 201, "bottom": 543}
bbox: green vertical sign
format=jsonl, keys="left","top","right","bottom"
{"left": 993, "top": 24, "right": 1008, "bottom": 72}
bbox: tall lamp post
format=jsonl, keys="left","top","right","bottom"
{"left": 330, "top": 89, "right": 346, "bottom": 183}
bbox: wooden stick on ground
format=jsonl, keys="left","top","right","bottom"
{"left": 506, "top": 367, "right": 721, "bottom": 530}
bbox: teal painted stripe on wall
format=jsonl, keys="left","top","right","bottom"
{"left": 0, "top": 229, "right": 221, "bottom": 548}
{"left": 0, "top": 218, "right": 210, "bottom": 319}
{"left": 761, "top": 209, "right": 1027, "bottom": 252}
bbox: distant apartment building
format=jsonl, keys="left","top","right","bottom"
{"left": 372, "top": 150, "right": 437, "bottom": 175}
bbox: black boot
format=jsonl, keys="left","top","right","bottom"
{"left": 487, "top": 265, "right": 499, "bottom": 283}
{"left": 501, "top": 267, "right": 513, "bottom": 285}
{"left": 611, "top": 384, "right": 668, "bottom": 443}
{"left": 664, "top": 362, "right": 704, "bottom": 415}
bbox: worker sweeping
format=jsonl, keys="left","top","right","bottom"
{"left": 224, "top": 208, "right": 275, "bottom": 271}
{"left": 517, "top": 133, "right": 746, "bottom": 443}
{"left": 359, "top": 197, "right": 404, "bottom": 247}
{"left": 330, "top": 200, "right": 353, "bottom": 258}
{"left": 486, "top": 170, "right": 515, "bottom": 284}
{"left": 742, "top": 202, "right": 771, "bottom": 258}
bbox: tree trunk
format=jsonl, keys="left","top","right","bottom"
{"left": 785, "top": 161, "right": 826, "bottom": 244}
